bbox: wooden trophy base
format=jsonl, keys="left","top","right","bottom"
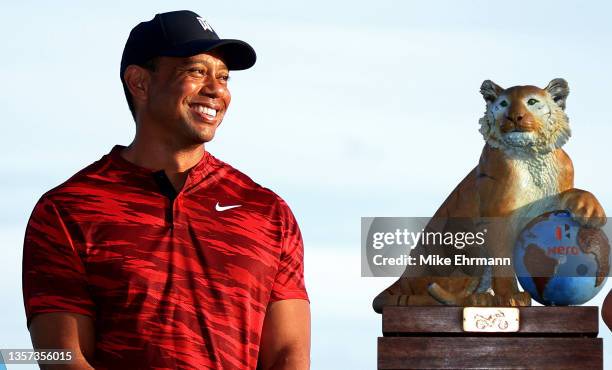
{"left": 378, "top": 306, "right": 602, "bottom": 369}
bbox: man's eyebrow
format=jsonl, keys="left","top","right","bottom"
{"left": 178, "top": 60, "right": 203, "bottom": 67}
{"left": 180, "top": 59, "right": 229, "bottom": 71}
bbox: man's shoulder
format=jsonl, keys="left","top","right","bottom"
{"left": 208, "top": 154, "right": 288, "bottom": 208}
{"left": 40, "top": 152, "right": 115, "bottom": 205}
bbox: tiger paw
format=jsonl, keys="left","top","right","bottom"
{"left": 463, "top": 292, "right": 496, "bottom": 306}
{"left": 494, "top": 292, "right": 531, "bottom": 307}
{"left": 561, "top": 189, "right": 606, "bottom": 228}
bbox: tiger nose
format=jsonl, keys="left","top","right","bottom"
{"left": 506, "top": 113, "right": 523, "bottom": 123}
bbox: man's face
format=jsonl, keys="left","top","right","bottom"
{"left": 144, "top": 53, "right": 231, "bottom": 145}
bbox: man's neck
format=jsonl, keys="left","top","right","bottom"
{"left": 121, "top": 138, "right": 205, "bottom": 192}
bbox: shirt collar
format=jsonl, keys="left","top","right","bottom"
{"left": 107, "top": 145, "right": 211, "bottom": 191}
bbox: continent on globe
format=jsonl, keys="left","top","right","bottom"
{"left": 577, "top": 227, "right": 610, "bottom": 287}
{"left": 523, "top": 243, "right": 558, "bottom": 298}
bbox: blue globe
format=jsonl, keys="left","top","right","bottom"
{"left": 514, "top": 210, "right": 610, "bottom": 306}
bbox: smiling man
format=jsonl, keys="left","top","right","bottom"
{"left": 22, "top": 10, "right": 310, "bottom": 370}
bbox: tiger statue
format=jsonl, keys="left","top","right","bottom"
{"left": 373, "top": 78, "right": 606, "bottom": 312}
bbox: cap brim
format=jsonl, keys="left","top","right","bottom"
{"left": 160, "top": 39, "right": 256, "bottom": 70}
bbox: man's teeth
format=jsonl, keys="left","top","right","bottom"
{"left": 193, "top": 105, "right": 217, "bottom": 117}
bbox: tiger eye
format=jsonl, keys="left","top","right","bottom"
{"left": 500, "top": 100, "right": 508, "bottom": 107}
{"left": 527, "top": 98, "right": 539, "bottom": 106}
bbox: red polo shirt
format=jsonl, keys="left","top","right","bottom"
{"left": 22, "top": 145, "right": 308, "bottom": 369}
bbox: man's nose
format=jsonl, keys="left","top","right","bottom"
{"left": 200, "top": 75, "right": 226, "bottom": 97}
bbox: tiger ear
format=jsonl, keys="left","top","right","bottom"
{"left": 545, "top": 78, "right": 569, "bottom": 110}
{"left": 480, "top": 80, "right": 504, "bottom": 103}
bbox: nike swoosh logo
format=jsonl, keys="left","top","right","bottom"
{"left": 215, "top": 202, "right": 242, "bottom": 212}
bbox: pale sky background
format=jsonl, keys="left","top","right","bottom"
{"left": 1, "top": 0, "right": 612, "bottom": 368}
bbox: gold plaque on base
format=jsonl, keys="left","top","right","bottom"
{"left": 462, "top": 307, "right": 520, "bottom": 333}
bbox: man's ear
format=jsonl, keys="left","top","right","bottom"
{"left": 480, "top": 80, "right": 504, "bottom": 103}
{"left": 545, "top": 78, "right": 569, "bottom": 110}
{"left": 124, "top": 65, "right": 151, "bottom": 104}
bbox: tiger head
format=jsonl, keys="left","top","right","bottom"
{"left": 478, "top": 78, "right": 571, "bottom": 156}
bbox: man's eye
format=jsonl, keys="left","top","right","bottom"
{"left": 219, "top": 75, "right": 230, "bottom": 82}
{"left": 527, "top": 98, "right": 539, "bottom": 106}
{"left": 189, "top": 68, "right": 205, "bottom": 75}
{"left": 499, "top": 100, "right": 508, "bottom": 108}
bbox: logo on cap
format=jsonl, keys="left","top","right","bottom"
{"left": 197, "top": 17, "right": 214, "bottom": 33}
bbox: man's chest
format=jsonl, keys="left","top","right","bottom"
{"left": 72, "top": 196, "right": 283, "bottom": 309}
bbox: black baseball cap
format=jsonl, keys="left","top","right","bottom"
{"left": 120, "top": 10, "right": 256, "bottom": 80}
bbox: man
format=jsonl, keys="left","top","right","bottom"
{"left": 22, "top": 10, "right": 310, "bottom": 370}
